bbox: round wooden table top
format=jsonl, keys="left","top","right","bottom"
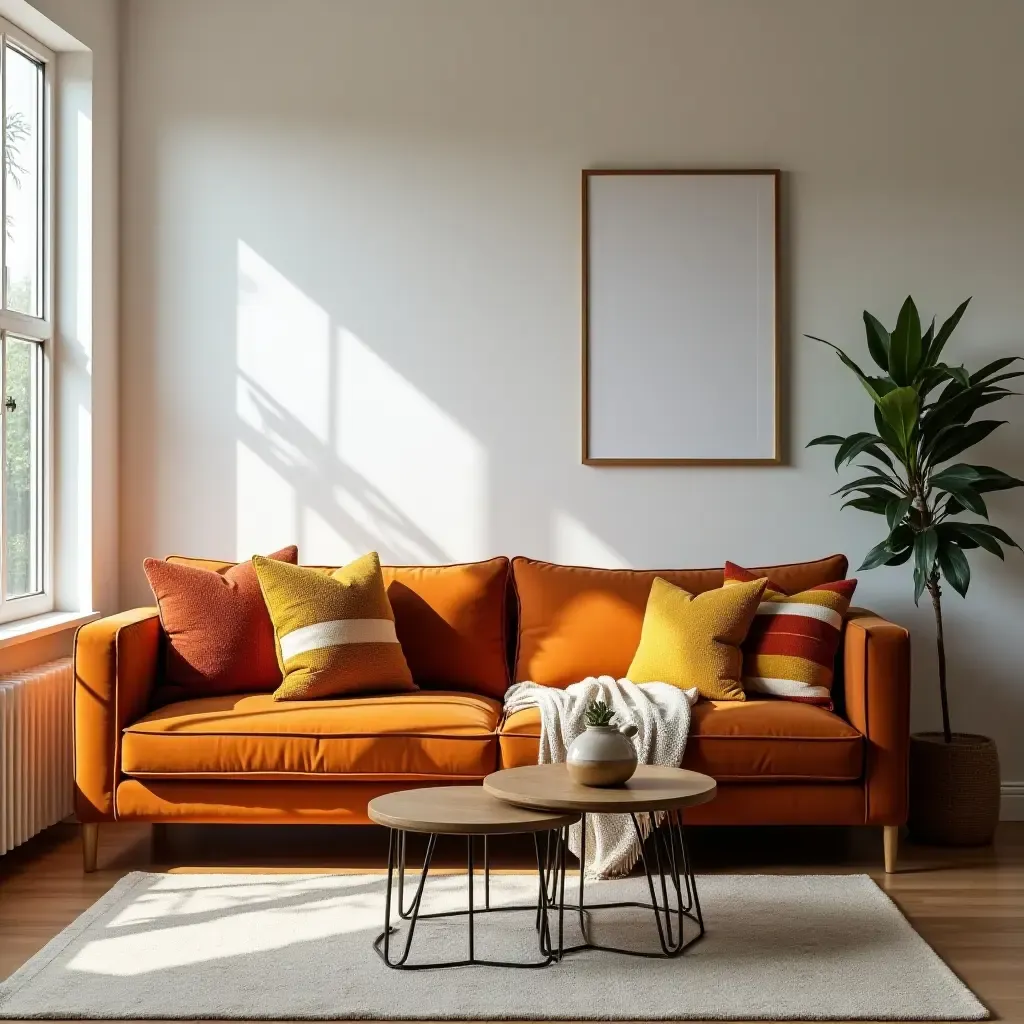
{"left": 367, "top": 785, "right": 581, "bottom": 835}
{"left": 483, "top": 764, "right": 717, "bottom": 814}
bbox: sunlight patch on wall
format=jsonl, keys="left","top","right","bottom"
{"left": 553, "top": 512, "right": 630, "bottom": 568}
{"left": 75, "top": 109, "right": 92, "bottom": 346}
{"left": 235, "top": 241, "right": 329, "bottom": 558}
{"left": 236, "top": 241, "right": 330, "bottom": 441}
{"left": 300, "top": 505, "right": 356, "bottom": 565}
{"left": 337, "top": 329, "right": 486, "bottom": 562}
{"left": 234, "top": 442, "right": 297, "bottom": 559}
{"left": 234, "top": 242, "right": 487, "bottom": 564}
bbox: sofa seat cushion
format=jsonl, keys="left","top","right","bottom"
{"left": 498, "top": 699, "right": 863, "bottom": 781}
{"left": 122, "top": 691, "right": 501, "bottom": 780}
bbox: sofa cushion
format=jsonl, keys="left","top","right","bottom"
{"left": 380, "top": 559, "right": 510, "bottom": 699}
{"left": 122, "top": 691, "right": 501, "bottom": 780}
{"left": 170, "top": 555, "right": 511, "bottom": 700}
{"left": 254, "top": 552, "right": 416, "bottom": 700}
{"left": 724, "top": 561, "right": 858, "bottom": 707}
{"left": 511, "top": 554, "right": 849, "bottom": 687}
{"left": 145, "top": 545, "right": 298, "bottom": 698}
{"left": 627, "top": 576, "right": 768, "bottom": 700}
{"left": 498, "top": 699, "right": 863, "bottom": 781}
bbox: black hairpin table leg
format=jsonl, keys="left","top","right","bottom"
{"left": 558, "top": 810, "right": 705, "bottom": 958}
{"left": 373, "top": 826, "right": 564, "bottom": 970}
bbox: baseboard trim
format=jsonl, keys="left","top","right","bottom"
{"left": 1001, "top": 781, "right": 1024, "bottom": 821}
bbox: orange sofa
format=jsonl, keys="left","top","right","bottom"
{"left": 73, "top": 554, "right": 910, "bottom": 872}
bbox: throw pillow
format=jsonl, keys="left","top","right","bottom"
{"left": 626, "top": 575, "right": 768, "bottom": 700}
{"left": 723, "top": 561, "right": 858, "bottom": 706}
{"left": 253, "top": 551, "right": 416, "bottom": 700}
{"left": 143, "top": 545, "right": 298, "bottom": 697}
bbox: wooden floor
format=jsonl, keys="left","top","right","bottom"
{"left": 1, "top": 820, "right": 1022, "bottom": 1022}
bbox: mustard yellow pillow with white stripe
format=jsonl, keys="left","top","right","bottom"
{"left": 253, "top": 551, "right": 416, "bottom": 700}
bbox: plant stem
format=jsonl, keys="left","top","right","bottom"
{"left": 927, "top": 577, "right": 952, "bottom": 743}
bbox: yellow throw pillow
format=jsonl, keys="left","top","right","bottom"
{"left": 626, "top": 576, "right": 768, "bottom": 701}
{"left": 253, "top": 551, "right": 416, "bottom": 700}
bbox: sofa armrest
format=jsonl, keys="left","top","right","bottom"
{"left": 842, "top": 607, "right": 911, "bottom": 825}
{"left": 74, "top": 608, "right": 161, "bottom": 822}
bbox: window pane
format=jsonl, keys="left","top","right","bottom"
{"left": 5, "top": 46, "right": 43, "bottom": 317}
{"left": 5, "top": 336, "right": 42, "bottom": 597}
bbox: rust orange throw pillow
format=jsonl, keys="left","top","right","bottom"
{"left": 144, "top": 545, "right": 298, "bottom": 697}
{"left": 723, "top": 561, "right": 857, "bottom": 706}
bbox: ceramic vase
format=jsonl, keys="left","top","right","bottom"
{"left": 566, "top": 722, "right": 639, "bottom": 787}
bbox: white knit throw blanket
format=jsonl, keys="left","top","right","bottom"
{"left": 503, "top": 677, "right": 697, "bottom": 880}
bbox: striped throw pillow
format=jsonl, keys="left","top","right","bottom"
{"left": 723, "top": 561, "right": 857, "bottom": 706}
{"left": 253, "top": 551, "right": 416, "bottom": 700}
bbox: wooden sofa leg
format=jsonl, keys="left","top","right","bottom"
{"left": 82, "top": 823, "right": 99, "bottom": 873}
{"left": 883, "top": 825, "right": 898, "bottom": 873}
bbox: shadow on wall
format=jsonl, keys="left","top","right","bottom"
{"left": 237, "top": 373, "right": 446, "bottom": 566}
{"left": 235, "top": 240, "right": 485, "bottom": 567}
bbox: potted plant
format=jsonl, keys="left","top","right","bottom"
{"left": 566, "top": 700, "right": 639, "bottom": 788}
{"left": 807, "top": 297, "right": 1021, "bottom": 845}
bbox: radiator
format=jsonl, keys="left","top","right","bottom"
{"left": 0, "top": 657, "right": 74, "bottom": 855}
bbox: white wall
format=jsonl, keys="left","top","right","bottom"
{"left": 119, "top": 0, "right": 1024, "bottom": 788}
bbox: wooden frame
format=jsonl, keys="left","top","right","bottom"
{"left": 0, "top": 22, "right": 55, "bottom": 621}
{"left": 582, "top": 168, "right": 781, "bottom": 466}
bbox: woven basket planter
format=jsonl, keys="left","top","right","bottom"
{"left": 908, "top": 732, "right": 1000, "bottom": 846}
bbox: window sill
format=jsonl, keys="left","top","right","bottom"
{"left": 0, "top": 610, "right": 98, "bottom": 649}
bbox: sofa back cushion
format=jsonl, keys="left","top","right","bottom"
{"left": 511, "top": 555, "right": 849, "bottom": 687}
{"left": 170, "top": 554, "right": 511, "bottom": 700}
{"left": 379, "top": 559, "right": 511, "bottom": 699}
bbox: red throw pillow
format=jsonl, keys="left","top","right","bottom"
{"left": 144, "top": 545, "right": 298, "bottom": 697}
{"left": 723, "top": 561, "right": 857, "bottom": 707}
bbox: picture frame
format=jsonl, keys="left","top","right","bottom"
{"left": 582, "top": 168, "right": 781, "bottom": 465}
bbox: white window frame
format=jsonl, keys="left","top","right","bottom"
{"left": 0, "top": 18, "right": 53, "bottom": 624}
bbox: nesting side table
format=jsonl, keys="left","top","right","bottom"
{"left": 484, "top": 763, "right": 717, "bottom": 958}
{"left": 367, "top": 786, "right": 579, "bottom": 969}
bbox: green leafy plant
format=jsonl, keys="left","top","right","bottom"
{"left": 584, "top": 700, "right": 616, "bottom": 727}
{"left": 807, "top": 297, "right": 1023, "bottom": 744}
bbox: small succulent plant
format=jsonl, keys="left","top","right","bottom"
{"left": 584, "top": 700, "right": 616, "bottom": 728}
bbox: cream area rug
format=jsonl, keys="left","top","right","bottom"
{"left": 0, "top": 871, "right": 985, "bottom": 1020}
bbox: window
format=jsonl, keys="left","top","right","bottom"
{"left": 0, "top": 20, "right": 51, "bottom": 623}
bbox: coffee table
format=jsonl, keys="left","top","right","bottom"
{"left": 483, "top": 764, "right": 716, "bottom": 958}
{"left": 367, "top": 786, "right": 580, "bottom": 969}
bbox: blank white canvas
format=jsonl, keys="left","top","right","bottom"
{"left": 586, "top": 173, "right": 777, "bottom": 461}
